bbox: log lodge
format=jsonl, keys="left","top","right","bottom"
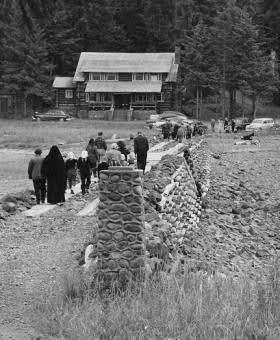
{"left": 53, "top": 50, "right": 181, "bottom": 120}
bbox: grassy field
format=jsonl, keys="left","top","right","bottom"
{"left": 35, "top": 263, "right": 280, "bottom": 339}
{"left": 0, "top": 119, "right": 148, "bottom": 150}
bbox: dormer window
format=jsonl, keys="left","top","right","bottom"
{"left": 88, "top": 72, "right": 118, "bottom": 81}
{"left": 134, "top": 73, "right": 144, "bottom": 81}
{"left": 89, "top": 72, "right": 100, "bottom": 81}
{"left": 107, "top": 73, "right": 118, "bottom": 81}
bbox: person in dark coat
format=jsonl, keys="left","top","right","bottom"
{"left": 42, "top": 145, "right": 66, "bottom": 204}
{"left": 77, "top": 150, "right": 91, "bottom": 195}
{"left": 117, "top": 140, "right": 130, "bottom": 161}
{"left": 97, "top": 155, "right": 109, "bottom": 178}
{"left": 134, "top": 131, "right": 149, "bottom": 173}
{"left": 28, "top": 148, "right": 46, "bottom": 204}
{"left": 86, "top": 138, "right": 99, "bottom": 177}
{"left": 94, "top": 132, "right": 107, "bottom": 158}
{"left": 172, "top": 123, "right": 180, "bottom": 140}
{"left": 161, "top": 120, "right": 172, "bottom": 140}
{"left": 231, "top": 119, "right": 236, "bottom": 133}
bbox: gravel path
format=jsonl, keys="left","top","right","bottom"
{"left": 0, "top": 188, "right": 98, "bottom": 339}
{"left": 0, "top": 133, "right": 280, "bottom": 338}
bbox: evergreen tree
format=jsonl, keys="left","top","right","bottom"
{"left": 210, "top": 0, "right": 265, "bottom": 117}
{"left": 242, "top": 43, "right": 278, "bottom": 117}
{"left": 0, "top": 0, "right": 53, "bottom": 115}
{"left": 181, "top": 21, "right": 215, "bottom": 118}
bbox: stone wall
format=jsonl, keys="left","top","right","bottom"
{"left": 97, "top": 167, "right": 145, "bottom": 287}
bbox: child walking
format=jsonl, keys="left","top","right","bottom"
{"left": 77, "top": 150, "right": 91, "bottom": 195}
{"left": 65, "top": 152, "right": 77, "bottom": 194}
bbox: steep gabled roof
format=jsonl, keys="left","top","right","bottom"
{"left": 53, "top": 77, "right": 76, "bottom": 88}
{"left": 73, "top": 52, "right": 176, "bottom": 81}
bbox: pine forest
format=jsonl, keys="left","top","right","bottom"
{"left": 0, "top": 0, "right": 280, "bottom": 118}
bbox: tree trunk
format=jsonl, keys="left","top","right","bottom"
{"left": 221, "top": 52, "right": 226, "bottom": 118}
{"left": 23, "top": 95, "right": 27, "bottom": 118}
{"left": 229, "top": 89, "right": 235, "bottom": 119}
{"left": 199, "top": 87, "right": 203, "bottom": 120}
{"left": 252, "top": 93, "right": 257, "bottom": 119}
{"left": 241, "top": 92, "right": 245, "bottom": 117}
{"left": 196, "top": 86, "right": 199, "bottom": 120}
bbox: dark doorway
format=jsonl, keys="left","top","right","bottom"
{"left": 114, "top": 94, "right": 131, "bottom": 108}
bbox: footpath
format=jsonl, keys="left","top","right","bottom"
{"left": 0, "top": 138, "right": 189, "bottom": 339}
{"left": 23, "top": 140, "right": 182, "bottom": 219}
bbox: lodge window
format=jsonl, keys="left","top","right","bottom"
{"left": 100, "top": 93, "right": 112, "bottom": 102}
{"left": 133, "top": 73, "right": 164, "bottom": 81}
{"left": 86, "top": 93, "right": 112, "bottom": 102}
{"left": 151, "top": 73, "right": 159, "bottom": 81}
{"left": 65, "top": 90, "right": 73, "bottom": 98}
{"left": 89, "top": 73, "right": 118, "bottom": 81}
{"left": 89, "top": 73, "right": 101, "bottom": 81}
{"left": 133, "top": 73, "right": 144, "bottom": 81}
{"left": 107, "top": 73, "right": 118, "bottom": 81}
{"left": 133, "top": 94, "right": 156, "bottom": 102}
{"left": 0, "top": 96, "right": 9, "bottom": 113}
{"left": 86, "top": 93, "right": 97, "bottom": 102}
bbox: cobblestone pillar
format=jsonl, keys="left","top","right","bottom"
{"left": 97, "top": 168, "right": 145, "bottom": 288}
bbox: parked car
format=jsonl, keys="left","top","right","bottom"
{"left": 153, "top": 117, "right": 193, "bottom": 128}
{"left": 234, "top": 117, "right": 251, "bottom": 132}
{"left": 146, "top": 114, "right": 160, "bottom": 128}
{"left": 32, "top": 110, "right": 70, "bottom": 121}
{"left": 245, "top": 118, "right": 275, "bottom": 131}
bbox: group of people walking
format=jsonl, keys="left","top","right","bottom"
{"left": 28, "top": 131, "right": 149, "bottom": 205}
{"left": 161, "top": 120, "right": 204, "bottom": 141}
{"left": 211, "top": 118, "right": 236, "bottom": 133}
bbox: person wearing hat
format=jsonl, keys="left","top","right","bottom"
{"left": 28, "top": 148, "right": 46, "bottom": 204}
{"left": 77, "top": 150, "right": 91, "bottom": 195}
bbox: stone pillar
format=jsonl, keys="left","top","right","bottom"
{"left": 97, "top": 168, "right": 145, "bottom": 288}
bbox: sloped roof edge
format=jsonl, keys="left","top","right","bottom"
{"left": 53, "top": 77, "right": 76, "bottom": 88}
{"left": 74, "top": 52, "right": 176, "bottom": 82}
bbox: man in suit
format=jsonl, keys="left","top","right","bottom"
{"left": 134, "top": 131, "right": 149, "bottom": 173}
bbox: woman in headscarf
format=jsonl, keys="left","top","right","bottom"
{"left": 42, "top": 145, "right": 66, "bottom": 204}
{"left": 77, "top": 150, "right": 91, "bottom": 195}
{"left": 65, "top": 151, "right": 77, "bottom": 194}
{"left": 86, "top": 138, "right": 99, "bottom": 177}
{"left": 106, "top": 143, "right": 122, "bottom": 166}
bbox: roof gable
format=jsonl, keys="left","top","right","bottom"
{"left": 73, "top": 52, "right": 176, "bottom": 82}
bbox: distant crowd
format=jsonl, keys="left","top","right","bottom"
{"left": 160, "top": 119, "right": 205, "bottom": 141}
{"left": 210, "top": 118, "right": 236, "bottom": 133}
{"left": 28, "top": 131, "right": 149, "bottom": 205}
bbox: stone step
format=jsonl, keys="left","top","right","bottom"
{"left": 77, "top": 197, "right": 99, "bottom": 217}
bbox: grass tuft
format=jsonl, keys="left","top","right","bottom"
{"left": 34, "top": 261, "right": 280, "bottom": 339}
